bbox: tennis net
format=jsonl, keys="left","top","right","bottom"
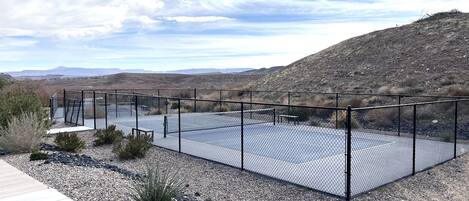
{"left": 164, "top": 108, "right": 275, "bottom": 134}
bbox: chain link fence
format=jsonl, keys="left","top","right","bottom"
{"left": 62, "top": 89, "right": 469, "bottom": 200}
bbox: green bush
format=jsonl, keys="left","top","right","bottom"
{"left": 30, "top": 151, "right": 48, "bottom": 161}
{"left": 114, "top": 134, "right": 152, "bottom": 160}
{"left": 0, "top": 85, "right": 46, "bottom": 128}
{"left": 54, "top": 132, "right": 86, "bottom": 152}
{"left": 0, "top": 112, "right": 47, "bottom": 153}
{"left": 131, "top": 165, "right": 183, "bottom": 201}
{"left": 94, "top": 125, "right": 124, "bottom": 146}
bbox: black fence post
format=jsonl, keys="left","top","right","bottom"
{"left": 219, "top": 90, "right": 222, "bottom": 111}
{"left": 287, "top": 92, "right": 291, "bottom": 114}
{"left": 63, "top": 89, "right": 67, "bottom": 122}
{"left": 115, "top": 89, "right": 118, "bottom": 118}
{"left": 157, "top": 89, "right": 160, "bottom": 112}
{"left": 454, "top": 101, "right": 458, "bottom": 159}
{"left": 241, "top": 102, "right": 244, "bottom": 170}
{"left": 178, "top": 99, "right": 181, "bottom": 153}
{"left": 249, "top": 89, "right": 252, "bottom": 119}
{"left": 336, "top": 93, "right": 339, "bottom": 129}
{"left": 398, "top": 95, "right": 401, "bottom": 136}
{"left": 104, "top": 93, "right": 108, "bottom": 128}
{"left": 81, "top": 90, "right": 85, "bottom": 126}
{"left": 412, "top": 104, "right": 417, "bottom": 175}
{"left": 345, "top": 106, "right": 352, "bottom": 201}
{"left": 135, "top": 95, "right": 138, "bottom": 130}
{"left": 49, "top": 97, "right": 53, "bottom": 120}
{"left": 193, "top": 88, "right": 197, "bottom": 112}
{"left": 93, "top": 91, "right": 96, "bottom": 129}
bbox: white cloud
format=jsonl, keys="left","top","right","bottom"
{"left": 163, "top": 16, "right": 233, "bottom": 23}
{"left": 0, "top": 0, "right": 164, "bottom": 39}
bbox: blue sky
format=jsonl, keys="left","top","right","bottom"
{"left": 0, "top": 0, "right": 468, "bottom": 72}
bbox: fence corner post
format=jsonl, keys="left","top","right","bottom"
{"left": 454, "top": 101, "right": 458, "bottom": 159}
{"left": 93, "top": 91, "right": 96, "bottom": 130}
{"left": 178, "top": 99, "right": 181, "bottom": 153}
{"left": 412, "top": 104, "right": 417, "bottom": 175}
{"left": 345, "top": 105, "right": 352, "bottom": 200}
{"left": 241, "top": 102, "right": 244, "bottom": 170}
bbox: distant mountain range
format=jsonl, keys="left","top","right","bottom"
{"left": 5, "top": 66, "right": 256, "bottom": 79}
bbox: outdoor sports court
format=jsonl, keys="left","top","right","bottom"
{"left": 96, "top": 106, "right": 469, "bottom": 196}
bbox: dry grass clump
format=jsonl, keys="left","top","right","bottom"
{"left": 0, "top": 112, "right": 47, "bottom": 153}
{"left": 131, "top": 165, "right": 183, "bottom": 201}
{"left": 366, "top": 108, "right": 399, "bottom": 128}
{"left": 444, "top": 85, "right": 469, "bottom": 96}
{"left": 329, "top": 111, "right": 361, "bottom": 129}
{"left": 145, "top": 107, "right": 162, "bottom": 115}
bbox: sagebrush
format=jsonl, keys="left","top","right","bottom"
{"left": 131, "top": 165, "right": 183, "bottom": 201}
{"left": 113, "top": 134, "right": 152, "bottom": 160}
{"left": 54, "top": 132, "right": 86, "bottom": 152}
{"left": 94, "top": 125, "right": 123, "bottom": 146}
{"left": 0, "top": 112, "right": 47, "bottom": 153}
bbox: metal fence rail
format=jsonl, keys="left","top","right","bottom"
{"left": 61, "top": 89, "right": 469, "bottom": 200}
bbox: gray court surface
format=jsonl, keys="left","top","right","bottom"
{"left": 92, "top": 113, "right": 469, "bottom": 197}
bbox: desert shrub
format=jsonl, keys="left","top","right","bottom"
{"left": 340, "top": 98, "right": 365, "bottom": 108}
{"left": 30, "top": 150, "right": 48, "bottom": 161}
{"left": 0, "top": 84, "right": 46, "bottom": 128}
{"left": 54, "top": 132, "right": 85, "bottom": 152}
{"left": 445, "top": 85, "right": 469, "bottom": 96}
{"left": 0, "top": 112, "right": 47, "bottom": 153}
{"left": 131, "top": 165, "right": 183, "bottom": 201}
{"left": 441, "top": 132, "right": 454, "bottom": 142}
{"left": 170, "top": 102, "right": 179, "bottom": 109}
{"left": 145, "top": 107, "right": 162, "bottom": 115}
{"left": 288, "top": 107, "right": 313, "bottom": 121}
{"left": 216, "top": 105, "right": 229, "bottom": 112}
{"left": 175, "top": 91, "right": 192, "bottom": 98}
{"left": 182, "top": 104, "right": 193, "bottom": 111}
{"left": 329, "top": 111, "right": 361, "bottom": 129}
{"left": 94, "top": 125, "right": 124, "bottom": 146}
{"left": 366, "top": 108, "right": 398, "bottom": 128}
{"left": 113, "top": 134, "right": 152, "bottom": 160}
{"left": 195, "top": 101, "right": 216, "bottom": 112}
{"left": 84, "top": 104, "right": 105, "bottom": 119}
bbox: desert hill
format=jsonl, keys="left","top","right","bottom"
{"left": 253, "top": 11, "right": 469, "bottom": 96}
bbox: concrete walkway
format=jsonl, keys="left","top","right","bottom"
{"left": 0, "top": 160, "right": 71, "bottom": 201}
{"left": 47, "top": 126, "right": 93, "bottom": 135}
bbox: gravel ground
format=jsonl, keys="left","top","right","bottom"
{"left": 1, "top": 130, "right": 468, "bottom": 201}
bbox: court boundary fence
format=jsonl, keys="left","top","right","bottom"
{"left": 60, "top": 89, "right": 469, "bottom": 200}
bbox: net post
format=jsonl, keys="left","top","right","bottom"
{"left": 104, "top": 93, "right": 108, "bottom": 128}
{"left": 454, "top": 101, "right": 458, "bottom": 159}
{"left": 157, "top": 89, "right": 160, "bottom": 112}
{"left": 345, "top": 105, "right": 352, "bottom": 201}
{"left": 241, "top": 102, "right": 244, "bottom": 170}
{"left": 81, "top": 90, "right": 85, "bottom": 126}
{"left": 178, "top": 99, "right": 181, "bottom": 153}
{"left": 135, "top": 95, "right": 138, "bottom": 130}
{"left": 412, "top": 104, "right": 417, "bottom": 175}
{"left": 398, "top": 95, "right": 401, "bottom": 136}
{"left": 93, "top": 91, "right": 96, "bottom": 129}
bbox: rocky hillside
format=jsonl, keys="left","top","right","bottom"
{"left": 253, "top": 11, "right": 469, "bottom": 96}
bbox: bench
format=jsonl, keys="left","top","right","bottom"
{"left": 278, "top": 114, "right": 300, "bottom": 125}
{"left": 131, "top": 127, "right": 154, "bottom": 141}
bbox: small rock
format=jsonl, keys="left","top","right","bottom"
{"left": 194, "top": 192, "right": 200, "bottom": 197}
